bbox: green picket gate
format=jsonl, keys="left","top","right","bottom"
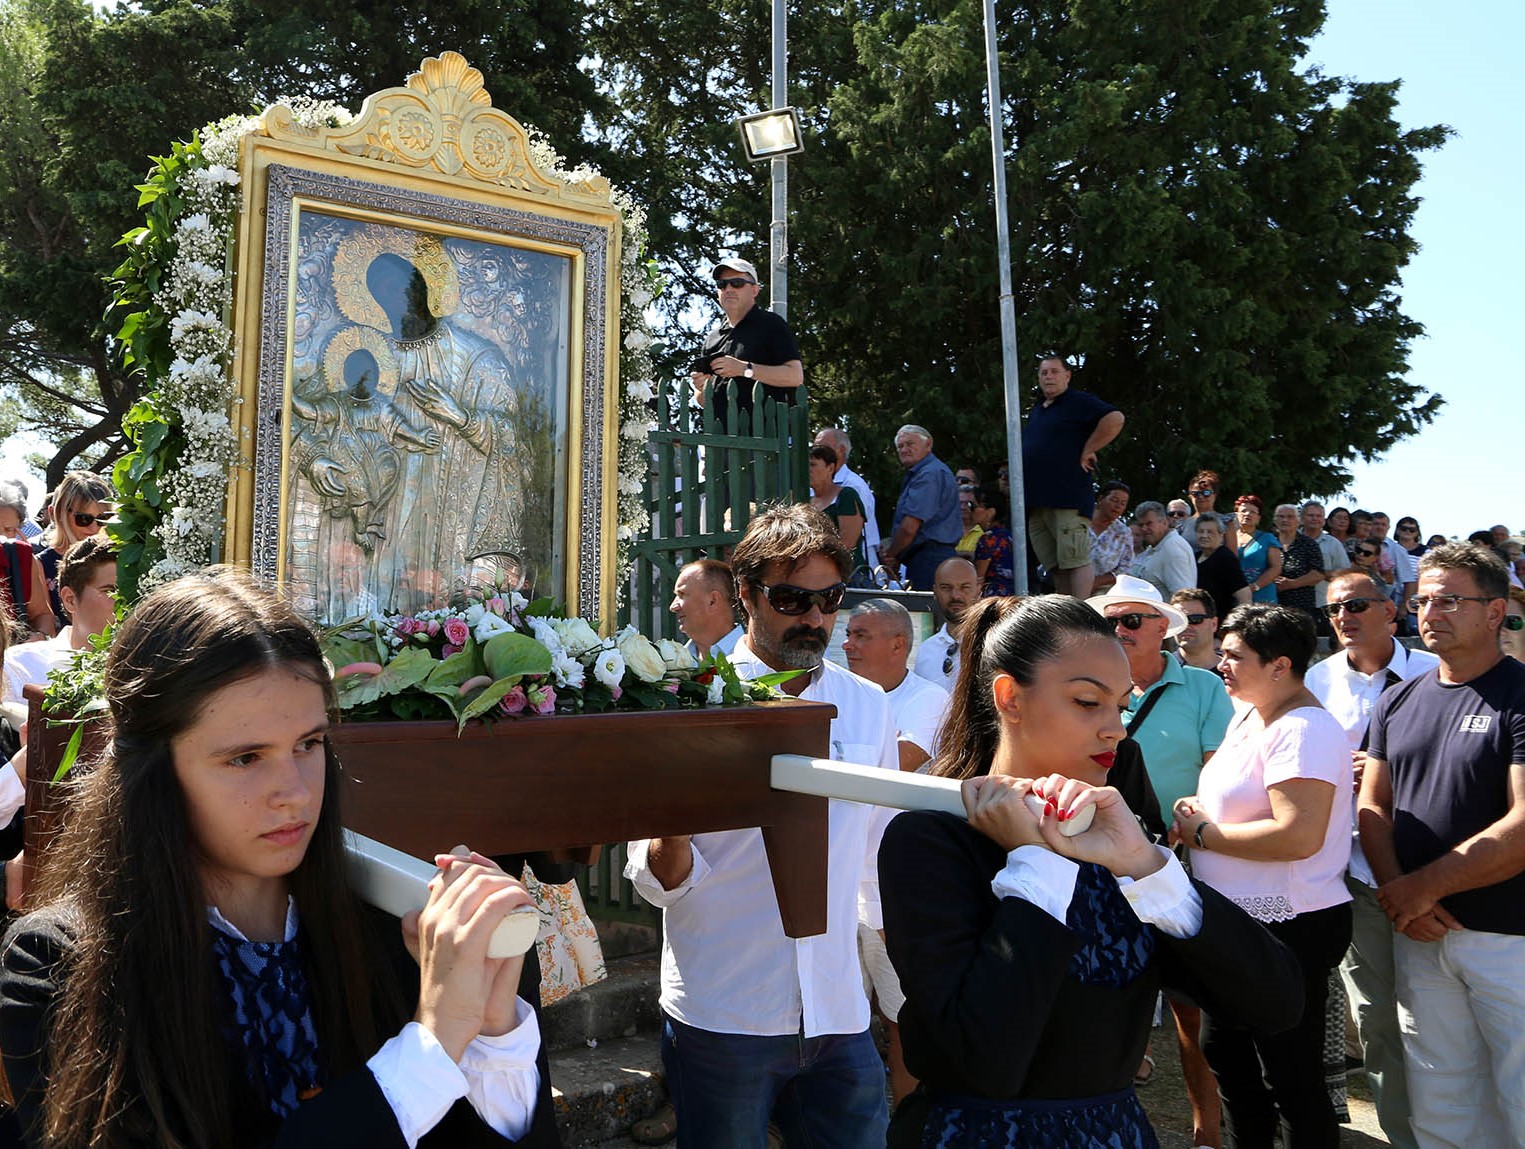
{"left": 576, "top": 380, "right": 810, "bottom": 925}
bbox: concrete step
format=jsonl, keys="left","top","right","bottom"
{"left": 542, "top": 953, "right": 662, "bottom": 1054}
{"left": 550, "top": 1030, "right": 668, "bottom": 1148}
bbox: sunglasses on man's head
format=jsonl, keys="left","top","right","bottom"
{"left": 1108, "top": 612, "right": 1162, "bottom": 631}
{"left": 715, "top": 277, "right": 755, "bottom": 290}
{"left": 758, "top": 581, "right": 846, "bottom": 616}
{"left": 1322, "top": 597, "right": 1379, "bottom": 618}
{"left": 72, "top": 511, "right": 114, "bottom": 528}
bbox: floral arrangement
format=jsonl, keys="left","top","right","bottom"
{"left": 108, "top": 96, "right": 658, "bottom": 602}
{"left": 321, "top": 582, "right": 790, "bottom": 728}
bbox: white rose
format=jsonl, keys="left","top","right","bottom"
{"left": 465, "top": 603, "right": 486, "bottom": 626}
{"left": 655, "top": 638, "right": 696, "bottom": 671}
{"left": 473, "top": 611, "right": 515, "bottom": 642}
{"left": 629, "top": 287, "right": 653, "bottom": 308}
{"left": 529, "top": 616, "right": 566, "bottom": 653}
{"left": 616, "top": 629, "right": 667, "bottom": 684}
{"left": 552, "top": 616, "right": 602, "bottom": 657}
{"left": 623, "top": 329, "right": 651, "bottom": 351}
{"left": 593, "top": 647, "right": 625, "bottom": 688}
{"left": 625, "top": 377, "right": 656, "bottom": 401}
{"left": 706, "top": 677, "right": 726, "bottom": 705}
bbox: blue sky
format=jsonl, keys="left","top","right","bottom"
{"left": 5, "top": 1, "right": 1517, "bottom": 538}
{"left": 1313, "top": 0, "right": 1523, "bottom": 536}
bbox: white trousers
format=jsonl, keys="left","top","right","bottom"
{"left": 1395, "top": 928, "right": 1525, "bottom": 1148}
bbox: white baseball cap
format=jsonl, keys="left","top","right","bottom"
{"left": 710, "top": 257, "right": 759, "bottom": 282}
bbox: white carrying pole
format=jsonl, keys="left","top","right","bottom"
{"left": 770, "top": 0, "right": 789, "bottom": 320}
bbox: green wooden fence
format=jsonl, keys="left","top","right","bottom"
{"left": 577, "top": 380, "right": 809, "bottom": 926}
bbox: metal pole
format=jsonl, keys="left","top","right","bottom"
{"left": 770, "top": 0, "right": 788, "bottom": 320}
{"left": 981, "top": 0, "right": 1026, "bottom": 592}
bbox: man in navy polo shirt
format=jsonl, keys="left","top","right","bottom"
{"left": 689, "top": 257, "right": 803, "bottom": 431}
{"left": 1019, "top": 355, "right": 1125, "bottom": 597}
{"left": 1360, "top": 542, "right": 1525, "bottom": 1147}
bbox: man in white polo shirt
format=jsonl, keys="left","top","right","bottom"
{"left": 1305, "top": 569, "right": 1436, "bottom": 1149}
{"left": 626, "top": 504, "right": 896, "bottom": 1148}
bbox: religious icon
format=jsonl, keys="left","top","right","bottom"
{"left": 282, "top": 217, "right": 571, "bottom": 623}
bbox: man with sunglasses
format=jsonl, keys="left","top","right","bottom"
{"left": 626, "top": 504, "right": 896, "bottom": 1148}
{"left": 1304, "top": 571, "right": 1436, "bottom": 1149}
{"left": 1170, "top": 588, "right": 1224, "bottom": 674}
{"left": 912, "top": 557, "right": 978, "bottom": 691}
{"left": 1359, "top": 544, "right": 1525, "bottom": 1147}
{"left": 1086, "top": 574, "right": 1232, "bottom": 1146}
{"left": 689, "top": 257, "right": 803, "bottom": 431}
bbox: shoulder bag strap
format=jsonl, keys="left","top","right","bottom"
{"left": 1124, "top": 680, "right": 1173, "bottom": 736}
{"left": 3, "top": 541, "right": 26, "bottom": 625}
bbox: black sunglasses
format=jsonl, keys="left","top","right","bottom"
{"left": 1183, "top": 613, "right": 1212, "bottom": 626}
{"left": 942, "top": 651, "right": 956, "bottom": 676}
{"left": 759, "top": 581, "right": 846, "bottom": 616}
{"left": 1507, "top": 615, "right": 1525, "bottom": 632}
{"left": 715, "top": 277, "right": 755, "bottom": 290}
{"left": 1354, "top": 547, "right": 1380, "bottom": 559}
{"left": 1322, "top": 597, "right": 1380, "bottom": 618}
{"left": 1190, "top": 488, "right": 1215, "bottom": 498}
{"left": 1108, "top": 612, "right": 1162, "bottom": 631}
{"left": 72, "top": 511, "right": 114, "bottom": 528}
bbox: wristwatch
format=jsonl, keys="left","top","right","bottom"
{"left": 1193, "top": 821, "right": 1211, "bottom": 850}
{"left": 743, "top": 362, "right": 755, "bottom": 379}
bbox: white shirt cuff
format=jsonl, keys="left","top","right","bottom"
{"left": 990, "top": 845, "right": 1079, "bottom": 923}
{"left": 0, "top": 760, "right": 24, "bottom": 826}
{"left": 458, "top": 997, "right": 543, "bottom": 1141}
{"left": 1117, "top": 847, "right": 1204, "bottom": 938}
{"left": 623, "top": 838, "right": 711, "bottom": 907}
{"left": 367, "top": 1022, "right": 469, "bottom": 1148}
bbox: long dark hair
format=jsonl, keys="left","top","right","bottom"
{"left": 931, "top": 595, "right": 1116, "bottom": 782}
{"left": 27, "top": 569, "right": 400, "bottom": 1149}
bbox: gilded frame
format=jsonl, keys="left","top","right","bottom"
{"left": 224, "top": 54, "right": 622, "bottom": 624}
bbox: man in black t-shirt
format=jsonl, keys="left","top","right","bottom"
{"left": 689, "top": 257, "right": 803, "bottom": 430}
{"left": 1360, "top": 542, "right": 1525, "bottom": 1147}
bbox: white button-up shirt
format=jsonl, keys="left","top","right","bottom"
{"left": 626, "top": 639, "right": 898, "bottom": 1037}
{"left": 1305, "top": 638, "right": 1439, "bottom": 884}
{"left": 912, "top": 623, "right": 959, "bottom": 691}
{"left": 836, "top": 464, "right": 882, "bottom": 559}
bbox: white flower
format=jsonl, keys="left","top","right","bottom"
{"left": 629, "top": 287, "right": 653, "bottom": 308}
{"left": 625, "top": 377, "right": 656, "bottom": 402}
{"left": 168, "top": 507, "right": 198, "bottom": 537}
{"left": 551, "top": 616, "right": 601, "bottom": 657}
{"left": 616, "top": 524, "right": 635, "bottom": 542}
{"left": 655, "top": 638, "right": 697, "bottom": 671}
{"left": 197, "top": 164, "right": 240, "bottom": 186}
{"left": 177, "top": 212, "right": 212, "bottom": 234}
{"left": 509, "top": 590, "right": 528, "bottom": 611}
{"left": 623, "top": 329, "right": 652, "bottom": 351}
{"left": 170, "top": 311, "right": 220, "bottom": 341}
{"left": 551, "top": 650, "right": 586, "bottom": 689}
{"left": 617, "top": 473, "right": 644, "bottom": 496}
{"left": 185, "top": 460, "right": 224, "bottom": 479}
{"left": 621, "top": 418, "right": 655, "bottom": 441}
{"left": 473, "top": 611, "right": 514, "bottom": 642}
{"left": 617, "top": 629, "right": 667, "bottom": 684}
{"left": 528, "top": 616, "right": 565, "bottom": 654}
{"left": 706, "top": 677, "right": 726, "bottom": 705}
{"left": 592, "top": 647, "right": 625, "bottom": 688}
{"left": 465, "top": 603, "right": 486, "bottom": 626}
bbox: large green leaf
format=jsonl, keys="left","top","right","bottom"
{"left": 421, "top": 641, "right": 485, "bottom": 703}
{"left": 458, "top": 676, "right": 528, "bottom": 729}
{"left": 482, "top": 632, "right": 553, "bottom": 681}
{"left": 333, "top": 646, "right": 435, "bottom": 708}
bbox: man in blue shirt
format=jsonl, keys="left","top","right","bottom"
{"left": 880, "top": 425, "right": 961, "bottom": 592}
{"left": 1020, "top": 355, "right": 1125, "bottom": 597}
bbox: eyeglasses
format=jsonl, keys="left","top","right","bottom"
{"left": 1190, "top": 488, "right": 1214, "bottom": 499}
{"left": 1183, "top": 613, "right": 1212, "bottom": 626}
{"left": 72, "top": 511, "right": 115, "bottom": 528}
{"left": 1354, "top": 547, "right": 1380, "bottom": 559}
{"left": 715, "top": 277, "right": 755, "bottom": 290}
{"left": 942, "top": 651, "right": 956, "bottom": 676}
{"left": 1167, "top": 509, "right": 1189, "bottom": 518}
{"left": 1409, "top": 594, "right": 1498, "bottom": 614}
{"left": 1506, "top": 615, "right": 1525, "bottom": 632}
{"left": 758, "top": 581, "right": 846, "bottom": 615}
{"left": 1322, "top": 597, "right": 1379, "bottom": 618}
{"left": 1107, "top": 612, "right": 1163, "bottom": 631}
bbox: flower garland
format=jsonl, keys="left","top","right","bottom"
{"left": 111, "top": 98, "right": 655, "bottom": 602}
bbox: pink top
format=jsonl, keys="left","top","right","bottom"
{"left": 1191, "top": 706, "right": 1353, "bottom": 921}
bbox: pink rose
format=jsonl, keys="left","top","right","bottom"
{"left": 425, "top": 619, "right": 441, "bottom": 637}
{"left": 441, "top": 643, "right": 462, "bottom": 657}
{"left": 498, "top": 685, "right": 528, "bottom": 715}
{"left": 488, "top": 596, "right": 505, "bottom": 613}
{"left": 395, "top": 617, "right": 417, "bottom": 636}
{"left": 443, "top": 618, "right": 470, "bottom": 646}
{"left": 529, "top": 685, "right": 557, "bottom": 715}
{"left": 664, "top": 681, "right": 680, "bottom": 694}
{"left": 609, "top": 684, "right": 623, "bottom": 701}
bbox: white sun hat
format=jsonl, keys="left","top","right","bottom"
{"left": 1085, "top": 573, "right": 1190, "bottom": 638}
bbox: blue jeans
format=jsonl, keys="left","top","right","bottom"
{"left": 660, "top": 1013, "right": 889, "bottom": 1148}
{"left": 902, "top": 541, "right": 956, "bottom": 593}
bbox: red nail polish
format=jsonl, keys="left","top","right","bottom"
{"left": 1058, "top": 808, "right": 1071, "bottom": 822}
{"left": 1044, "top": 800, "right": 1057, "bottom": 817}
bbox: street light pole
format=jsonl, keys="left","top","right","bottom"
{"left": 770, "top": 0, "right": 788, "bottom": 320}
{"left": 980, "top": 0, "right": 1026, "bottom": 592}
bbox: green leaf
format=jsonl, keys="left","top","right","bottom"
{"left": 458, "top": 676, "right": 527, "bottom": 728}
{"left": 51, "top": 723, "right": 85, "bottom": 783}
{"left": 748, "top": 669, "right": 806, "bottom": 689}
{"left": 420, "top": 643, "right": 486, "bottom": 702}
{"left": 482, "top": 632, "right": 553, "bottom": 681}
{"left": 333, "top": 646, "right": 435, "bottom": 708}
{"left": 523, "top": 597, "right": 558, "bottom": 618}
